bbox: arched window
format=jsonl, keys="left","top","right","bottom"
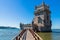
{"left": 40, "top": 11, "right": 43, "bottom": 15}
{"left": 38, "top": 17, "right": 42, "bottom": 23}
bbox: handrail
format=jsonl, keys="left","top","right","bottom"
{"left": 13, "top": 30, "right": 22, "bottom": 40}
{"left": 29, "top": 29, "right": 43, "bottom": 40}
{"left": 19, "top": 29, "right": 26, "bottom": 37}
{"left": 34, "top": 32, "right": 43, "bottom": 40}
{"left": 29, "top": 29, "right": 37, "bottom": 40}
{"left": 13, "top": 29, "right": 27, "bottom": 40}
{"left": 13, "top": 29, "right": 43, "bottom": 40}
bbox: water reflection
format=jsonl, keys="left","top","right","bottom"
{"left": 52, "top": 29, "right": 60, "bottom": 40}
{"left": 37, "top": 29, "right": 60, "bottom": 40}
{"left": 45, "top": 32, "right": 52, "bottom": 40}
{"left": 37, "top": 32, "right": 60, "bottom": 40}
{"left": 37, "top": 32, "right": 52, "bottom": 40}
{"left": 52, "top": 32, "right": 60, "bottom": 40}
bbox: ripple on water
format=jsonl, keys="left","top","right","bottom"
{"left": 0, "top": 28, "right": 20, "bottom": 40}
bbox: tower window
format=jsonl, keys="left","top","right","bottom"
{"left": 35, "top": 14, "right": 39, "bottom": 16}
{"left": 38, "top": 17, "right": 42, "bottom": 23}
{"left": 40, "top": 11, "right": 43, "bottom": 15}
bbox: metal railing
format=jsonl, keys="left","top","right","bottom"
{"left": 29, "top": 29, "right": 43, "bottom": 40}
{"left": 13, "top": 29, "right": 43, "bottom": 40}
{"left": 13, "top": 29, "right": 27, "bottom": 40}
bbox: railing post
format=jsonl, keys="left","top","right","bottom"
{"left": 16, "top": 36, "right": 18, "bottom": 40}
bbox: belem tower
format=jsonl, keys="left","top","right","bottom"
{"left": 20, "top": 2, "right": 52, "bottom": 32}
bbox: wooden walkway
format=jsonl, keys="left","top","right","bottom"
{"left": 13, "top": 29, "right": 43, "bottom": 40}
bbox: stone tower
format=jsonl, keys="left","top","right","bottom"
{"left": 32, "top": 2, "right": 52, "bottom": 32}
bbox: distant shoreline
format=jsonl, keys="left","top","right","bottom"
{"left": 0, "top": 26, "right": 19, "bottom": 29}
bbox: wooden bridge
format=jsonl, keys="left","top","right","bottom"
{"left": 13, "top": 29, "right": 43, "bottom": 40}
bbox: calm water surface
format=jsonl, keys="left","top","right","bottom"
{"left": 37, "top": 29, "right": 60, "bottom": 40}
{"left": 0, "top": 28, "right": 60, "bottom": 40}
{"left": 52, "top": 29, "right": 60, "bottom": 40}
{"left": 0, "top": 28, "right": 20, "bottom": 40}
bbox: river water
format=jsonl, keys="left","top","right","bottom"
{"left": 0, "top": 28, "right": 60, "bottom": 40}
{"left": 0, "top": 28, "right": 20, "bottom": 40}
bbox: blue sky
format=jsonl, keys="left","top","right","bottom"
{"left": 0, "top": 0, "right": 60, "bottom": 29}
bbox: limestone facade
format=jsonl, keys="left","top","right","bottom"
{"left": 32, "top": 2, "right": 52, "bottom": 32}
